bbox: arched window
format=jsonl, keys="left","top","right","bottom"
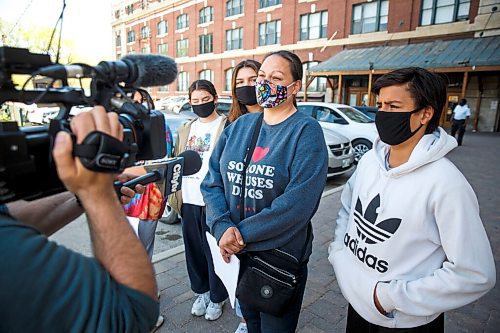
{"left": 199, "top": 6, "right": 214, "bottom": 24}
{"left": 225, "top": 68, "right": 233, "bottom": 91}
{"left": 177, "top": 71, "right": 190, "bottom": 91}
{"left": 157, "top": 20, "right": 167, "bottom": 35}
{"left": 199, "top": 69, "right": 214, "bottom": 82}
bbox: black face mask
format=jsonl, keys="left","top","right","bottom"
{"left": 192, "top": 101, "right": 215, "bottom": 118}
{"left": 375, "top": 108, "right": 423, "bottom": 145}
{"left": 235, "top": 85, "right": 258, "bottom": 106}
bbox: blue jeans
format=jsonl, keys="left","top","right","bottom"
{"left": 239, "top": 264, "right": 308, "bottom": 333}
{"left": 138, "top": 219, "right": 158, "bottom": 260}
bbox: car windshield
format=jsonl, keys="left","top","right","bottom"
{"left": 337, "top": 107, "right": 374, "bottom": 123}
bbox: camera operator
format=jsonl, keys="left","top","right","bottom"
{"left": 0, "top": 106, "right": 159, "bottom": 332}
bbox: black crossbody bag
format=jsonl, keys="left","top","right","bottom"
{"left": 235, "top": 114, "right": 309, "bottom": 317}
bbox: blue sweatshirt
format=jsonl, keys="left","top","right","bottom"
{"left": 202, "top": 111, "right": 327, "bottom": 260}
{"left": 0, "top": 212, "right": 158, "bottom": 333}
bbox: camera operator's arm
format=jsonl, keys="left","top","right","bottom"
{"left": 6, "top": 179, "right": 144, "bottom": 237}
{"left": 52, "top": 106, "right": 157, "bottom": 300}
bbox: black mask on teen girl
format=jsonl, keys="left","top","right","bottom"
{"left": 375, "top": 108, "right": 423, "bottom": 145}
{"left": 192, "top": 101, "right": 215, "bottom": 118}
{"left": 235, "top": 86, "right": 258, "bottom": 106}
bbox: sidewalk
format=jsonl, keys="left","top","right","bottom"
{"left": 153, "top": 132, "right": 500, "bottom": 333}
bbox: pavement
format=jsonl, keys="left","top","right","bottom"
{"left": 152, "top": 131, "right": 500, "bottom": 333}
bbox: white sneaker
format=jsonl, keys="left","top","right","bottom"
{"left": 191, "top": 292, "right": 210, "bottom": 316}
{"left": 234, "top": 322, "right": 248, "bottom": 333}
{"left": 204, "top": 299, "right": 226, "bottom": 321}
{"left": 150, "top": 315, "right": 164, "bottom": 333}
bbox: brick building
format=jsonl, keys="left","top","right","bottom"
{"left": 111, "top": 0, "right": 500, "bottom": 131}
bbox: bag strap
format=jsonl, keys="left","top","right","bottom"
{"left": 239, "top": 113, "right": 264, "bottom": 222}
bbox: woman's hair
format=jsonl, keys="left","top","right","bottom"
{"left": 228, "top": 59, "right": 261, "bottom": 123}
{"left": 262, "top": 50, "right": 303, "bottom": 107}
{"left": 188, "top": 79, "right": 217, "bottom": 100}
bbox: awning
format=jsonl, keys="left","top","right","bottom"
{"left": 307, "top": 36, "right": 500, "bottom": 76}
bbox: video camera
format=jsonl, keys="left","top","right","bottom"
{"left": 0, "top": 46, "right": 182, "bottom": 204}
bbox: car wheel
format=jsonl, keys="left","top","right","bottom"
{"left": 352, "top": 139, "right": 372, "bottom": 164}
{"left": 160, "top": 202, "right": 180, "bottom": 224}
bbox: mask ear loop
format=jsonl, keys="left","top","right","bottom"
{"left": 409, "top": 107, "right": 425, "bottom": 135}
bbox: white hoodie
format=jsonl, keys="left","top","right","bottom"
{"left": 328, "top": 128, "right": 496, "bottom": 328}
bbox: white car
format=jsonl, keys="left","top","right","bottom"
{"left": 297, "top": 102, "right": 378, "bottom": 163}
{"left": 322, "top": 127, "right": 355, "bottom": 177}
{"left": 27, "top": 105, "right": 60, "bottom": 124}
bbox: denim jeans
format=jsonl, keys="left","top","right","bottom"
{"left": 239, "top": 264, "right": 308, "bottom": 333}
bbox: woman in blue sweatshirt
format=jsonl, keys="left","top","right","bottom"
{"left": 202, "top": 51, "right": 328, "bottom": 333}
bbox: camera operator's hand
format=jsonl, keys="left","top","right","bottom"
{"left": 52, "top": 106, "right": 157, "bottom": 301}
{"left": 53, "top": 106, "right": 123, "bottom": 199}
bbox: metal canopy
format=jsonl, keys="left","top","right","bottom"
{"left": 308, "top": 36, "right": 500, "bottom": 75}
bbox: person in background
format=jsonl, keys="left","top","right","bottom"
{"left": 228, "top": 59, "right": 263, "bottom": 333}
{"left": 450, "top": 98, "right": 471, "bottom": 146}
{"left": 202, "top": 50, "right": 327, "bottom": 332}
{"left": 328, "top": 67, "right": 495, "bottom": 332}
{"left": 228, "top": 59, "right": 263, "bottom": 124}
{"left": 169, "top": 80, "right": 229, "bottom": 321}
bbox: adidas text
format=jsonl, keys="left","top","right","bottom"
{"left": 344, "top": 233, "right": 388, "bottom": 273}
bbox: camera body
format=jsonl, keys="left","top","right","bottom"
{"left": 0, "top": 47, "right": 167, "bottom": 204}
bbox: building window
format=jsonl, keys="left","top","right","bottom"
{"left": 157, "top": 20, "right": 167, "bottom": 35}
{"left": 176, "top": 39, "right": 189, "bottom": 57}
{"left": 300, "top": 11, "right": 328, "bottom": 40}
{"left": 199, "top": 69, "right": 214, "bottom": 82}
{"left": 127, "top": 30, "right": 135, "bottom": 43}
{"left": 226, "top": 28, "right": 243, "bottom": 50}
{"left": 115, "top": 10, "right": 120, "bottom": 19}
{"left": 225, "top": 68, "right": 233, "bottom": 91}
{"left": 302, "top": 61, "right": 326, "bottom": 92}
{"left": 421, "top": 0, "right": 470, "bottom": 26}
{"left": 226, "top": 0, "right": 244, "bottom": 17}
{"left": 125, "top": 4, "right": 134, "bottom": 15}
{"left": 352, "top": 0, "right": 388, "bottom": 34}
{"left": 199, "top": 6, "right": 214, "bottom": 24}
{"left": 259, "top": 20, "right": 281, "bottom": 46}
{"left": 157, "top": 43, "right": 168, "bottom": 54}
{"left": 141, "top": 45, "right": 150, "bottom": 54}
{"left": 177, "top": 71, "right": 189, "bottom": 91}
{"left": 199, "top": 33, "right": 213, "bottom": 54}
{"left": 259, "top": 0, "right": 281, "bottom": 9}
{"left": 176, "top": 13, "right": 189, "bottom": 30}
{"left": 141, "top": 26, "right": 150, "bottom": 39}
{"left": 116, "top": 34, "right": 121, "bottom": 47}
{"left": 158, "top": 85, "right": 169, "bottom": 92}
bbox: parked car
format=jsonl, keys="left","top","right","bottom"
{"left": 297, "top": 102, "right": 378, "bottom": 163}
{"left": 27, "top": 105, "right": 59, "bottom": 124}
{"left": 160, "top": 96, "right": 189, "bottom": 112}
{"left": 354, "top": 106, "right": 378, "bottom": 120}
{"left": 322, "top": 127, "right": 355, "bottom": 177}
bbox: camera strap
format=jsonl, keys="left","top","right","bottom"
{"left": 73, "top": 131, "right": 136, "bottom": 173}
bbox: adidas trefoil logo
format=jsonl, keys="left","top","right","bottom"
{"left": 354, "top": 194, "right": 401, "bottom": 244}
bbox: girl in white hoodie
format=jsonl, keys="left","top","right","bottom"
{"left": 329, "top": 67, "right": 495, "bottom": 332}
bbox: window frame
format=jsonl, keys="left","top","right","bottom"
{"left": 199, "top": 69, "right": 214, "bottom": 82}
{"left": 177, "top": 71, "right": 190, "bottom": 92}
{"left": 299, "top": 11, "right": 328, "bottom": 40}
{"left": 199, "top": 33, "right": 213, "bottom": 54}
{"left": 420, "top": 0, "right": 470, "bottom": 26}
{"left": 140, "top": 26, "right": 150, "bottom": 39}
{"left": 225, "top": 67, "right": 233, "bottom": 91}
{"left": 226, "top": 0, "right": 244, "bottom": 17}
{"left": 157, "top": 20, "right": 168, "bottom": 35}
{"left": 157, "top": 43, "right": 168, "bottom": 55}
{"left": 225, "top": 28, "right": 243, "bottom": 50}
{"left": 176, "top": 39, "right": 189, "bottom": 57}
{"left": 259, "top": 0, "right": 281, "bottom": 9}
{"left": 127, "top": 30, "right": 135, "bottom": 43}
{"left": 176, "top": 13, "right": 189, "bottom": 30}
{"left": 351, "top": 0, "right": 388, "bottom": 35}
{"left": 258, "top": 20, "right": 281, "bottom": 46}
{"left": 199, "top": 6, "right": 214, "bottom": 24}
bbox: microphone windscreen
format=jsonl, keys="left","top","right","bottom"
{"left": 178, "top": 150, "right": 202, "bottom": 176}
{"left": 121, "top": 54, "right": 178, "bottom": 87}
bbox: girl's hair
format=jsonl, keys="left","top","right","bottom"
{"left": 188, "top": 79, "right": 217, "bottom": 100}
{"left": 228, "top": 59, "right": 261, "bottom": 123}
{"left": 262, "top": 50, "right": 303, "bottom": 107}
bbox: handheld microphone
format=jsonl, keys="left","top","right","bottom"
{"left": 115, "top": 150, "right": 202, "bottom": 197}
{"left": 38, "top": 54, "right": 178, "bottom": 87}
